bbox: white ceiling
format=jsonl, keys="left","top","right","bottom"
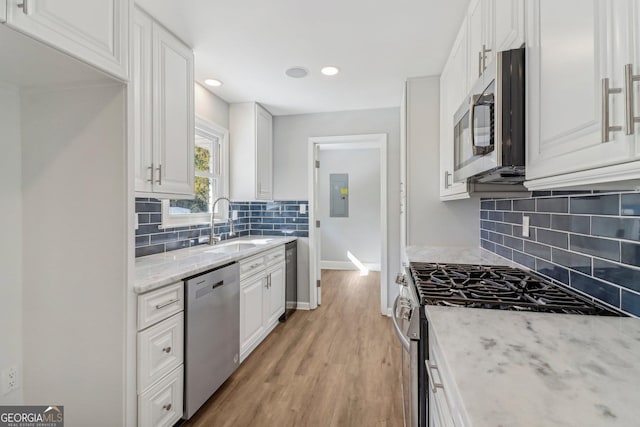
{"left": 136, "top": 0, "right": 469, "bottom": 116}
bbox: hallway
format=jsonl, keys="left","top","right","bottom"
{"left": 184, "top": 270, "right": 403, "bottom": 427}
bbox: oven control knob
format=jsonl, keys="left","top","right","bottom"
{"left": 395, "top": 273, "right": 406, "bottom": 285}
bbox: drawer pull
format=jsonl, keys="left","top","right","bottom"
{"left": 162, "top": 403, "right": 172, "bottom": 411}
{"left": 155, "top": 299, "right": 178, "bottom": 310}
{"left": 162, "top": 346, "right": 171, "bottom": 354}
{"left": 250, "top": 262, "right": 262, "bottom": 269}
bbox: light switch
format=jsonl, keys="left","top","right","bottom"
{"left": 299, "top": 204, "right": 306, "bottom": 214}
{"left": 135, "top": 213, "right": 139, "bottom": 230}
{"left": 232, "top": 210, "right": 238, "bottom": 220}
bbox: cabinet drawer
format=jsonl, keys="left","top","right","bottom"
{"left": 240, "top": 254, "right": 266, "bottom": 279}
{"left": 264, "top": 246, "right": 285, "bottom": 267}
{"left": 138, "top": 282, "right": 184, "bottom": 330}
{"left": 137, "top": 312, "right": 184, "bottom": 393}
{"left": 138, "top": 365, "right": 184, "bottom": 427}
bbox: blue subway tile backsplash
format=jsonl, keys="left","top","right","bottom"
{"left": 480, "top": 190, "right": 640, "bottom": 316}
{"left": 135, "top": 198, "right": 309, "bottom": 257}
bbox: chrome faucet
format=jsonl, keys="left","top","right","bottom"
{"left": 209, "top": 197, "right": 235, "bottom": 245}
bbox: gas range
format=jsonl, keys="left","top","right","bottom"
{"left": 408, "top": 262, "right": 621, "bottom": 316}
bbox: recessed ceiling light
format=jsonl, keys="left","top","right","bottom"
{"left": 321, "top": 66, "right": 340, "bottom": 76}
{"left": 285, "top": 67, "right": 309, "bottom": 78}
{"left": 204, "top": 78, "right": 223, "bottom": 87}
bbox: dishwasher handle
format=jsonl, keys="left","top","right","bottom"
{"left": 194, "top": 280, "right": 226, "bottom": 299}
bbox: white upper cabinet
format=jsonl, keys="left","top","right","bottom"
{"left": 439, "top": 24, "right": 471, "bottom": 201}
{"left": 494, "top": 0, "right": 525, "bottom": 52}
{"left": 255, "top": 105, "right": 273, "bottom": 200}
{"left": 5, "top": 0, "right": 128, "bottom": 80}
{"left": 230, "top": 102, "right": 274, "bottom": 201}
{"left": 524, "top": 0, "right": 638, "bottom": 188}
{"left": 152, "top": 22, "right": 195, "bottom": 196}
{"left": 133, "top": 7, "right": 194, "bottom": 198}
{"left": 467, "top": 0, "right": 488, "bottom": 86}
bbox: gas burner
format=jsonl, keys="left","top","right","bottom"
{"left": 409, "top": 262, "right": 621, "bottom": 316}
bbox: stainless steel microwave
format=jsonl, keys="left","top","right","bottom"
{"left": 453, "top": 47, "right": 525, "bottom": 184}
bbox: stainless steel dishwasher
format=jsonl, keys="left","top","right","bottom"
{"left": 184, "top": 262, "right": 240, "bottom": 419}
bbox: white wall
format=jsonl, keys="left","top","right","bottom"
{"left": 21, "top": 83, "right": 128, "bottom": 426}
{"left": 273, "top": 108, "right": 400, "bottom": 307}
{"left": 0, "top": 83, "right": 22, "bottom": 405}
{"left": 319, "top": 148, "right": 381, "bottom": 268}
{"left": 406, "top": 76, "right": 479, "bottom": 246}
{"left": 195, "top": 83, "right": 229, "bottom": 128}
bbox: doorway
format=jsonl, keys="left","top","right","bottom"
{"left": 308, "top": 134, "right": 388, "bottom": 315}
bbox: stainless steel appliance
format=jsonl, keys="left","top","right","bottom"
{"left": 393, "top": 262, "right": 623, "bottom": 427}
{"left": 184, "top": 262, "right": 240, "bottom": 419}
{"left": 280, "top": 240, "right": 297, "bottom": 321}
{"left": 453, "top": 47, "right": 525, "bottom": 184}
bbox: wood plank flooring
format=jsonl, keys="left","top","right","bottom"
{"left": 184, "top": 269, "right": 403, "bottom": 427}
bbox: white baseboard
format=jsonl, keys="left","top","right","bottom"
{"left": 320, "top": 260, "right": 381, "bottom": 271}
{"left": 386, "top": 307, "right": 392, "bottom": 317}
{"left": 295, "top": 302, "right": 311, "bottom": 310}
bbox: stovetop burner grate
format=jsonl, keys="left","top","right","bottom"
{"left": 408, "top": 262, "right": 621, "bottom": 316}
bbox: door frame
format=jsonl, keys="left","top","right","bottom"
{"left": 307, "top": 133, "right": 388, "bottom": 315}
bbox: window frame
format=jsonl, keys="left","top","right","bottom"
{"left": 161, "top": 116, "right": 229, "bottom": 229}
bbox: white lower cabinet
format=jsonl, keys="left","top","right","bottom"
{"left": 138, "top": 365, "right": 184, "bottom": 427}
{"left": 137, "top": 284, "right": 185, "bottom": 425}
{"left": 427, "top": 323, "right": 466, "bottom": 427}
{"left": 240, "top": 273, "right": 267, "bottom": 357}
{"left": 239, "top": 245, "right": 286, "bottom": 362}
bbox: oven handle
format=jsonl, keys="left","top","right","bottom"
{"left": 469, "top": 93, "right": 494, "bottom": 156}
{"left": 392, "top": 295, "right": 410, "bottom": 351}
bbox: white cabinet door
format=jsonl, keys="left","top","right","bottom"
{"left": 256, "top": 104, "right": 273, "bottom": 200}
{"left": 138, "top": 366, "right": 184, "bottom": 427}
{"left": 137, "top": 313, "right": 184, "bottom": 393}
{"left": 467, "top": 0, "right": 484, "bottom": 87}
{"left": 5, "top": 0, "right": 128, "bottom": 79}
{"left": 440, "top": 25, "right": 470, "bottom": 200}
{"left": 494, "top": 0, "right": 524, "bottom": 52}
{"left": 265, "top": 263, "right": 285, "bottom": 327}
{"left": 616, "top": 1, "right": 640, "bottom": 155}
{"left": 133, "top": 8, "right": 154, "bottom": 193}
{"left": 152, "top": 22, "right": 194, "bottom": 197}
{"left": 526, "top": 0, "right": 630, "bottom": 182}
{"left": 240, "top": 274, "right": 266, "bottom": 358}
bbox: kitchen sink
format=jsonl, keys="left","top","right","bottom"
{"left": 207, "top": 242, "right": 257, "bottom": 254}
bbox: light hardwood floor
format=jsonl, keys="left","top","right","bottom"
{"left": 184, "top": 269, "right": 403, "bottom": 427}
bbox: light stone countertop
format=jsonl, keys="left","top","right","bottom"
{"left": 425, "top": 306, "right": 640, "bottom": 427}
{"left": 134, "top": 236, "right": 297, "bottom": 294}
{"left": 404, "top": 245, "right": 518, "bottom": 267}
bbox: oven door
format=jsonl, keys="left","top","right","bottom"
{"left": 393, "top": 293, "right": 420, "bottom": 427}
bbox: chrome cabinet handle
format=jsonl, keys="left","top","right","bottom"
{"left": 17, "top": 0, "right": 29, "bottom": 14}
{"left": 478, "top": 51, "right": 483, "bottom": 78}
{"left": 443, "top": 171, "right": 452, "bottom": 189}
{"left": 482, "top": 44, "right": 492, "bottom": 72}
{"left": 155, "top": 299, "right": 178, "bottom": 310}
{"left": 147, "top": 163, "right": 154, "bottom": 183}
{"left": 156, "top": 164, "right": 162, "bottom": 185}
{"left": 602, "top": 78, "right": 623, "bottom": 142}
{"left": 250, "top": 262, "right": 262, "bottom": 270}
{"left": 624, "top": 64, "right": 640, "bottom": 135}
{"left": 162, "top": 347, "right": 171, "bottom": 354}
{"left": 425, "top": 360, "right": 444, "bottom": 393}
{"left": 162, "top": 403, "right": 172, "bottom": 411}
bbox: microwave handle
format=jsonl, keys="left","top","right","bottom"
{"left": 469, "top": 94, "right": 494, "bottom": 156}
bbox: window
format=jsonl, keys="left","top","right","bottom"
{"left": 161, "top": 117, "right": 229, "bottom": 228}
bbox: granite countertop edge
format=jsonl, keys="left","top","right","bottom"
{"left": 133, "top": 236, "right": 297, "bottom": 294}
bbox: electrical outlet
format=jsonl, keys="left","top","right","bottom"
{"left": 522, "top": 216, "right": 530, "bottom": 237}
{"left": 2, "top": 366, "right": 19, "bottom": 395}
